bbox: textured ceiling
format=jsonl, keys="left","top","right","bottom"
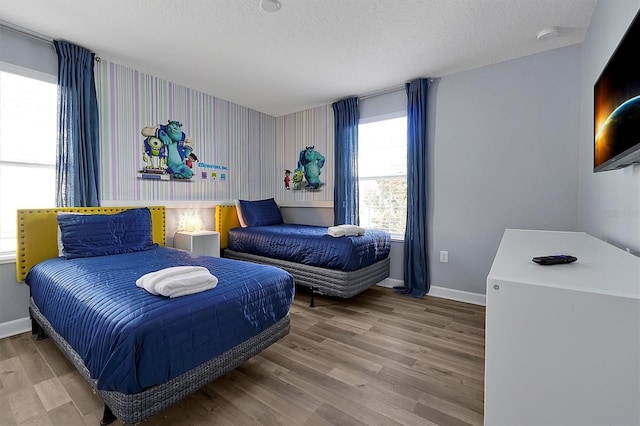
{"left": 0, "top": 0, "right": 596, "bottom": 116}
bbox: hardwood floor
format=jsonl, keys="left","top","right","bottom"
{"left": 0, "top": 286, "right": 486, "bottom": 425}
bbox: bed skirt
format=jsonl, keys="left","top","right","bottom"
{"left": 224, "top": 250, "right": 390, "bottom": 298}
{"left": 29, "top": 298, "right": 290, "bottom": 425}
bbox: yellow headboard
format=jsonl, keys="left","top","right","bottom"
{"left": 214, "top": 205, "right": 240, "bottom": 250}
{"left": 16, "top": 206, "right": 166, "bottom": 282}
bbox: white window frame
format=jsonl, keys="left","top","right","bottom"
{"left": 0, "top": 62, "right": 57, "bottom": 261}
{"left": 358, "top": 111, "right": 407, "bottom": 241}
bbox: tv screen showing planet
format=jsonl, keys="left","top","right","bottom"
{"left": 594, "top": 10, "right": 640, "bottom": 171}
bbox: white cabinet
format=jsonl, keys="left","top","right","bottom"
{"left": 485, "top": 229, "right": 640, "bottom": 426}
{"left": 173, "top": 231, "right": 220, "bottom": 257}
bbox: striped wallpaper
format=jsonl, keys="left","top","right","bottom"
{"left": 96, "top": 59, "right": 334, "bottom": 204}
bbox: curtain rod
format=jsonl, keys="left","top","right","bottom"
{"left": 357, "top": 78, "right": 434, "bottom": 101}
{"left": 358, "top": 84, "right": 406, "bottom": 101}
{"left": 0, "top": 20, "right": 52, "bottom": 44}
{"left": 0, "top": 22, "right": 101, "bottom": 60}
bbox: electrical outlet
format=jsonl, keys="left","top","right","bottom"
{"left": 440, "top": 251, "right": 448, "bottom": 263}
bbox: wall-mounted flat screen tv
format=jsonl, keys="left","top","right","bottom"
{"left": 594, "top": 9, "right": 640, "bottom": 172}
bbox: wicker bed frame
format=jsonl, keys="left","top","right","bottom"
{"left": 214, "top": 205, "right": 390, "bottom": 306}
{"left": 17, "top": 207, "right": 290, "bottom": 425}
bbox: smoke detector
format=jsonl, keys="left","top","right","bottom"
{"left": 259, "top": 0, "right": 281, "bottom": 12}
{"left": 536, "top": 27, "right": 559, "bottom": 41}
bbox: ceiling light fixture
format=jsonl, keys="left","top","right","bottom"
{"left": 259, "top": 0, "right": 281, "bottom": 13}
{"left": 536, "top": 27, "right": 559, "bottom": 41}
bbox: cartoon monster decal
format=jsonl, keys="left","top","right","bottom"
{"left": 291, "top": 169, "right": 304, "bottom": 190}
{"left": 297, "top": 145, "right": 325, "bottom": 189}
{"left": 142, "top": 136, "right": 167, "bottom": 170}
{"left": 140, "top": 120, "right": 194, "bottom": 179}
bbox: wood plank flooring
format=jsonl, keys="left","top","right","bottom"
{"left": 0, "top": 286, "right": 486, "bottom": 425}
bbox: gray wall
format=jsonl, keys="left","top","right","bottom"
{"left": 0, "top": 262, "right": 30, "bottom": 325}
{"left": 429, "top": 45, "right": 582, "bottom": 295}
{"left": 578, "top": 0, "right": 640, "bottom": 254}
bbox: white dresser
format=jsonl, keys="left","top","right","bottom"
{"left": 485, "top": 229, "right": 640, "bottom": 426}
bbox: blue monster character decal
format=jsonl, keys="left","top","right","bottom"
{"left": 296, "top": 146, "right": 325, "bottom": 189}
{"left": 141, "top": 120, "right": 194, "bottom": 179}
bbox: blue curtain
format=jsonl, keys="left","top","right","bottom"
{"left": 332, "top": 97, "right": 359, "bottom": 225}
{"left": 395, "top": 78, "right": 431, "bottom": 297}
{"left": 54, "top": 40, "right": 100, "bottom": 207}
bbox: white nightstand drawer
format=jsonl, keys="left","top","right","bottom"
{"left": 173, "top": 231, "right": 220, "bottom": 257}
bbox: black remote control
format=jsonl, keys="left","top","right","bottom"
{"left": 532, "top": 255, "right": 577, "bottom": 265}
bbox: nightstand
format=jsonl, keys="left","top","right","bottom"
{"left": 173, "top": 230, "right": 220, "bottom": 257}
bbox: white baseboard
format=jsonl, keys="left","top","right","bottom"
{"left": 376, "top": 277, "right": 403, "bottom": 289}
{"left": 0, "top": 317, "right": 31, "bottom": 339}
{"left": 377, "top": 278, "right": 485, "bottom": 306}
{"left": 428, "top": 285, "right": 486, "bottom": 306}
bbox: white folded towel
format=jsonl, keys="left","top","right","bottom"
{"left": 328, "top": 226, "right": 346, "bottom": 237}
{"left": 328, "top": 224, "right": 366, "bottom": 237}
{"left": 338, "top": 224, "right": 366, "bottom": 236}
{"left": 136, "top": 266, "right": 218, "bottom": 298}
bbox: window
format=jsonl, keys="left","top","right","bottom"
{"left": 0, "top": 69, "right": 57, "bottom": 257}
{"left": 358, "top": 116, "right": 407, "bottom": 239}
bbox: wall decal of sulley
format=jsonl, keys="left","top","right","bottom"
{"left": 141, "top": 120, "right": 194, "bottom": 179}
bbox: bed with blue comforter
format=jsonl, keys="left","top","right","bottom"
{"left": 216, "top": 202, "right": 391, "bottom": 304}
{"left": 18, "top": 206, "right": 295, "bottom": 425}
{"left": 26, "top": 247, "right": 294, "bottom": 394}
{"left": 228, "top": 224, "right": 390, "bottom": 271}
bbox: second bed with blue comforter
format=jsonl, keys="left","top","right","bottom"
{"left": 25, "top": 247, "right": 294, "bottom": 394}
{"left": 228, "top": 224, "right": 391, "bottom": 271}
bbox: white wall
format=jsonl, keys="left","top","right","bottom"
{"left": 578, "top": 0, "right": 640, "bottom": 254}
{"left": 429, "top": 45, "right": 582, "bottom": 295}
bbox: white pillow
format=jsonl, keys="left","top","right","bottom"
{"left": 234, "top": 200, "right": 247, "bottom": 228}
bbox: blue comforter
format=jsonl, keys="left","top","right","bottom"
{"left": 228, "top": 224, "right": 391, "bottom": 271}
{"left": 25, "top": 247, "right": 294, "bottom": 394}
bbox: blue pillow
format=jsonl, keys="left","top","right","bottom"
{"left": 238, "top": 198, "right": 284, "bottom": 227}
{"left": 57, "top": 208, "right": 158, "bottom": 259}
